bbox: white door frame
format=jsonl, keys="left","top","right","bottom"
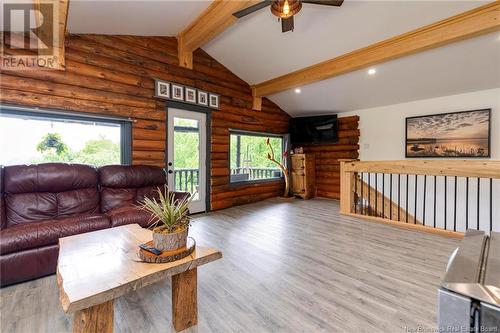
{"left": 167, "top": 108, "right": 207, "bottom": 213}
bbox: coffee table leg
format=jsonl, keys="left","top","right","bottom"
{"left": 172, "top": 268, "right": 198, "bottom": 331}
{"left": 73, "top": 300, "right": 114, "bottom": 333}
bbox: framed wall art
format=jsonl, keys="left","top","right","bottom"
{"left": 209, "top": 93, "right": 220, "bottom": 109}
{"left": 154, "top": 80, "right": 170, "bottom": 99}
{"left": 154, "top": 79, "right": 220, "bottom": 110}
{"left": 185, "top": 87, "right": 197, "bottom": 104}
{"left": 198, "top": 90, "right": 208, "bottom": 106}
{"left": 405, "top": 109, "right": 491, "bottom": 158}
{"left": 171, "top": 84, "right": 184, "bottom": 101}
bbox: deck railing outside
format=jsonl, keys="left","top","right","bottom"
{"left": 340, "top": 160, "right": 500, "bottom": 238}
{"left": 174, "top": 167, "right": 282, "bottom": 192}
{"left": 174, "top": 168, "right": 199, "bottom": 193}
{"left": 230, "top": 167, "right": 281, "bottom": 181}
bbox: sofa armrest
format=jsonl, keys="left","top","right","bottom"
{"left": 171, "top": 191, "right": 191, "bottom": 203}
{"left": 0, "top": 166, "right": 5, "bottom": 230}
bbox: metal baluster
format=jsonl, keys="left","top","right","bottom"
{"left": 382, "top": 174, "right": 385, "bottom": 218}
{"left": 406, "top": 174, "right": 409, "bottom": 223}
{"left": 414, "top": 174, "right": 418, "bottom": 224}
{"left": 444, "top": 176, "right": 447, "bottom": 230}
{"left": 490, "top": 178, "right": 493, "bottom": 232}
{"left": 466, "top": 178, "right": 469, "bottom": 230}
{"left": 368, "top": 173, "right": 371, "bottom": 215}
{"left": 434, "top": 176, "right": 437, "bottom": 228}
{"left": 398, "top": 174, "right": 401, "bottom": 221}
{"left": 390, "top": 174, "right": 393, "bottom": 220}
{"left": 423, "top": 175, "right": 427, "bottom": 226}
{"left": 375, "top": 173, "right": 378, "bottom": 215}
{"left": 477, "top": 178, "right": 480, "bottom": 230}
{"left": 453, "top": 176, "right": 457, "bottom": 232}
{"left": 185, "top": 171, "right": 188, "bottom": 192}
{"left": 360, "top": 172, "right": 364, "bottom": 215}
{"left": 354, "top": 173, "right": 357, "bottom": 214}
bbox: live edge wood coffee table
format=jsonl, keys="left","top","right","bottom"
{"left": 56, "top": 224, "right": 222, "bottom": 333}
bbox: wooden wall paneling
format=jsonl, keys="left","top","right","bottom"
{"left": 0, "top": 34, "right": 290, "bottom": 211}
{"left": 302, "top": 116, "right": 360, "bottom": 200}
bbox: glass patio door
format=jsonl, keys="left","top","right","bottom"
{"left": 167, "top": 108, "right": 207, "bottom": 213}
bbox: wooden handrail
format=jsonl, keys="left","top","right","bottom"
{"left": 340, "top": 159, "right": 500, "bottom": 238}
{"left": 342, "top": 160, "right": 500, "bottom": 179}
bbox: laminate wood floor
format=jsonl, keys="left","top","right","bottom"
{"left": 0, "top": 198, "right": 460, "bottom": 333}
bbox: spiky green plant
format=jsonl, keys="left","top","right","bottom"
{"left": 140, "top": 186, "right": 193, "bottom": 233}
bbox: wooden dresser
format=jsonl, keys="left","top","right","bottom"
{"left": 290, "top": 153, "right": 316, "bottom": 199}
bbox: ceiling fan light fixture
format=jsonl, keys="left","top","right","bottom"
{"left": 271, "top": 0, "right": 302, "bottom": 19}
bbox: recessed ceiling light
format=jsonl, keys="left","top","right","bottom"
{"left": 368, "top": 68, "right": 376, "bottom": 75}
{"left": 294, "top": 88, "right": 301, "bottom": 94}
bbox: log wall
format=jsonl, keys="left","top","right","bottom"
{"left": 0, "top": 34, "right": 290, "bottom": 211}
{"left": 302, "top": 116, "right": 360, "bottom": 199}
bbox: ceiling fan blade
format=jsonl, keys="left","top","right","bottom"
{"left": 281, "top": 16, "right": 294, "bottom": 33}
{"left": 233, "top": 1, "right": 272, "bottom": 18}
{"left": 302, "top": 0, "right": 344, "bottom": 6}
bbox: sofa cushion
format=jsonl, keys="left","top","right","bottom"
{"left": 5, "top": 192, "right": 58, "bottom": 225}
{"left": 0, "top": 214, "right": 110, "bottom": 255}
{"left": 4, "top": 163, "right": 97, "bottom": 194}
{"left": 100, "top": 188, "right": 137, "bottom": 213}
{"left": 99, "top": 165, "right": 165, "bottom": 189}
{"left": 57, "top": 188, "right": 100, "bottom": 217}
{"left": 99, "top": 165, "right": 166, "bottom": 213}
{"left": 3, "top": 164, "right": 99, "bottom": 227}
{"left": 106, "top": 206, "right": 156, "bottom": 228}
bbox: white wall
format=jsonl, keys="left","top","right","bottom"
{"left": 343, "top": 88, "right": 500, "bottom": 233}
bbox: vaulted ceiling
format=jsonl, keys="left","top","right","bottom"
{"left": 66, "top": 0, "right": 500, "bottom": 115}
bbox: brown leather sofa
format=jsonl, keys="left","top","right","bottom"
{"left": 0, "top": 163, "right": 188, "bottom": 287}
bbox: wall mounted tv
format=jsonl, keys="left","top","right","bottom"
{"left": 290, "top": 115, "right": 338, "bottom": 145}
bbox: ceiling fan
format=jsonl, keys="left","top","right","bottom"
{"left": 233, "top": 0, "right": 344, "bottom": 33}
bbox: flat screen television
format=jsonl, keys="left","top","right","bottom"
{"left": 290, "top": 115, "right": 338, "bottom": 145}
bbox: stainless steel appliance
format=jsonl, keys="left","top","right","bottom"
{"left": 438, "top": 230, "right": 500, "bottom": 332}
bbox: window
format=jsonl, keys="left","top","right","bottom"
{"left": 0, "top": 108, "right": 132, "bottom": 166}
{"left": 230, "top": 130, "right": 285, "bottom": 183}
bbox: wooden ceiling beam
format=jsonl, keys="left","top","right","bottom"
{"left": 251, "top": 2, "right": 500, "bottom": 102}
{"left": 177, "top": 0, "right": 260, "bottom": 69}
{"left": 33, "top": 0, "right": 69, "bottom": 70}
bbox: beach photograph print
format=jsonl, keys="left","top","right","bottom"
{"left": 406, "top": 109, "right": 490, "bottom": 158}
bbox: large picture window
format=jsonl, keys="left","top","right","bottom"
{"left": 230, "top": 130, "right": 285, "bottom": 183}
{"left": 0, "top": 107, "right": 132, "bottom": 166}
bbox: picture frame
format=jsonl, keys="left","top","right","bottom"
{"left": 405, "top": 109, "right": 491, "bottom": 158}
{"left": 171, "top": 84, "right": 184, "bottom": 101}
{"left": 154, "top": 80, "right": 170, "bottom": 99}
{"left": 209, "top": 93, "right": 220, "bottom": 109}
{"left": 197, "top": 90, "right": 208, "bottom": 106}
{"left": 185, "top": 87, "right": 197, "bottom": 104}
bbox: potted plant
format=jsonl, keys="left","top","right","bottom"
{"left": 266, "top": 137, "right": 290, "bottom": 198}
{"left": 140, "top": 187, "right": 193, "bottom": 252}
